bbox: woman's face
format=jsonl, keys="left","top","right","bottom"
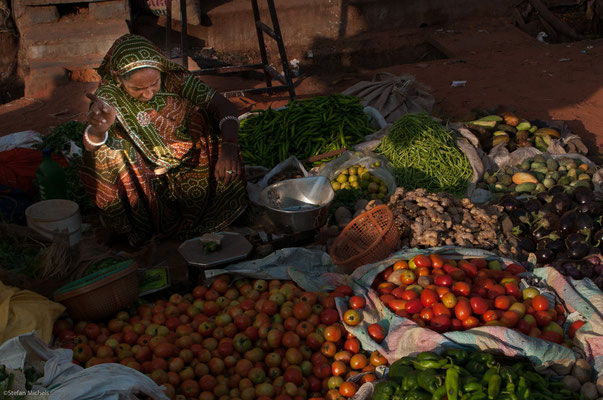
{"left": 120, "top": 67, "right": 161, "bottom": 102}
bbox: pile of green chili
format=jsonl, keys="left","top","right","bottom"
{"left": 238, "top": 95, "right": 374, "bottom": 169}
{"left": 375, "top": 349, "right": 580, "bottom": 400}
{"left": 376, "top": 113, "right": 473, "bottom": 197}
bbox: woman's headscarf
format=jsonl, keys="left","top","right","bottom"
{"left": 94, "top": 34, "right": 214, "bottom": 169}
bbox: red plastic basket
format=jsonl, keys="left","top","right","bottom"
{"left": 329, "top": 205, "right": 399, "bottom": 273}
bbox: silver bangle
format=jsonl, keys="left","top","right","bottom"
{"left": 218, "top": 115, "right": 240, "bottom": 131}
{"left": 84, "top": 125, "right": 109, "bottom": 147}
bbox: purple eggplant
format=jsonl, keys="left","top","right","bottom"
{"left": 499, "top": 194, "right": 519, "bottom": 214}
{"left": 546, "top": 239, "right": 566, "bottom": 253}
{"left": 576, "top": 213, "right": 595, "bottom": 237}
{"left": 566, "top": 233, "right": 587, "bottom": 248}
{"left": 524, "top": 198, "right": 542, "bottom": 214}
{"left": 573, "top": 186, "right": 594, "bottom": 205}
{"left": 536, "top": 248, "right": 556, "bottom": 265}
{"left": 558, "top": 210, "right": 578, "bottom": 237}
{"left": 519, "top": 237, "right": 536, "bottom": 252}
{"left": 568, "top": 242, "right": 590, "bottom": 260}
{"left": 595, "top": 230, "right": 603, "bottom": 247}
{"left": 548, "top": 185, "right": 567, "bottom": 195}
{"left": 551, "top": 193, "right": 572, "bottom": 215}
{"left": 532, "top": 227, "right": 550, "bottom": 241}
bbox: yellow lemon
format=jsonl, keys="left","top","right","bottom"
{"left": 348, "top": 166, "right": 358, "bottom": 176}
{"left": 348, "top": 175, "right": 358, "bottom": 183}
{"left": 336, "top": 174, "right": 348, "bottom": 184}
{"left": 331, "top": 181, "right": 341, "bottom": 190}
{"left": 350, "top": 181, "right": 360, "bottom": 189}
{"left": 340, "top": 182, "right": 351, "bottom": 190}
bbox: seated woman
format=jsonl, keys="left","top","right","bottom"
{"left": 81, "top": 34, "right": 247, "bottom": 247}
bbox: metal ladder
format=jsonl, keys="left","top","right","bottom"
{"left": 165, "top": 0, "right": 296, "bottom": 100}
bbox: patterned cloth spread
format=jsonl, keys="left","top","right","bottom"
{"left": 80, "top": 34, "right": 247, "bottom": 246}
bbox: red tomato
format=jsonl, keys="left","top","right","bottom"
{"left": 443, "top": 264, "right": 457, "bottom": 274}
{"left": 504, "top": 283, "right": 522, "bottom": 300}
{"left": 430, "top": 315, "right": 451, "bottom": 333}
{"left": 441, "top": 292, "right": 457, "bottom": 309}
{"left": 349, "top": 296, "right": 366, "bottom": 310}
{"left": 377, "top": 282, "right": 395, "bottom": 295}
{"left": 367, "top": 324, "right": 386, "bottom": 343}
{"left": 435, "top": 286, "right": 451, "bottom": 299}
{"left": 343, "top": 310, "right": 361, "bottom": 326}
{"left": 391, "top": 287, "right": 406, "bottom": 299}
{"left": 488, "top": 285, "right": 506, "bottom": 299}
{"left": 381, "top": 266, "right": 394, "bottom": 281}
{"left": 469, "top": 258, "right": 488, "bottom": 269}
{"left": 450, "top": 318, "right": 463, "bottom": 331}
{"left": 516, "top": 319, "right": 532, "bottom": 335}
{"left": 452, "top": 282, "right": 471, "bottom": 297}
{"left": 379, "top": 294, "right": 395, "bottom": 306}
{"left": 420, "top": 289, "right": 438, "bottom": 308}
{"left": 401, "top": 290, "right": 419, "bottom": 301}
{"left": 413, "top": 254, "right": 432, "bottom": 268}
{"left": 419, "top": 307, "right": 434, "bottom": 322}
{"left": 482, "top": 310, "right": 498, "bottom": 322}
{"left": 534, "top": 310, "right": 553, "bottom": 327}
{"left": 344, "top": 338, "right": 360, "bottom": 354}
{"left": 532, "top": 295, "right": 549, "bottom": 312}
{"left": 395, "top": 310, "right": 410, "bottom": 319}
{"left": 506, "top": 263, "right": 526, "bottom": 275}
{"left": 429, "top": 254, "right": 444, "bottom": 269}
{"left": 500, "top": 311, "right": 519, "bottom": 328}
{"left": 459, "top": 262, "right": 478, "bottom": 278}
{"left": 393, "top": 260, "right": 408, "bottom": 271}
{"left": 432, "top": 303, "right": 452, "bottom": 317}
{"left": 454, "top": 299, "right": 472, "bottom": 321}
{"left": 434, "top": 275, "right": 453, "bottom": 287}
{"left": 462, "top": 316, "right": 480, "bottom": 330}
{"left": 469, "top": 297, "right": 489, "bottom": 315}
{"left": 405, "top": 299, "right": 424, "bottom": 315}
{"left": 388, "top": 299, "right": 407, "bottom": 313}
{"left": 335, "top": 285, "right": 353, "bottom": 296}
{"left": 494, "top": 295, "right": 511, "bottom": 310}
{"left": 450, "top": 269, "right": 467, "bottom": 282}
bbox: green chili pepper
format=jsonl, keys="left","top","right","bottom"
{"left": 468, "top": 392, "right": 487, "bottom": 400}
{"left": 416, "top": 351, "right": 442, "bottom": 362}
{"left": 396, "top": 356, "right": 417, "bottom": 366}
{"left": 446, "top": 367, "right": 460, "bottom": 400}
{"left": 487, "top": 375, "right": 502, "bottom": 400}
{"left": 482, "top": 368, "right": 499, "bottom": 385}
{"left": 463, "top": 382, "right": 483, "bottom": 393}
{"left": 500, "top": 366, "right": 517, "bottom": 386}
{"left": 412, "top": 359, "right": 450, "bottom": 371}
{"left": 432, "top": 385, "right": 447, "bottom": 400}
{"left": 417, "top": 371, "right": 444, "bottom": 394}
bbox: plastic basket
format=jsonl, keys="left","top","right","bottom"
{"left": 54, "top": 260, "right": 138, "bottom": 321}
{"left": 329, "top": 205, "right": 399, "bottom": 273}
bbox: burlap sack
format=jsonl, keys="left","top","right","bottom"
{"left": 342, "top": 73, "right": 434, "bottom": 123}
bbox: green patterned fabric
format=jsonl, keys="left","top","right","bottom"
{"left": 95, "top": 34, "right": 215, "bottom": 169}
{"left": 80, "top": 34, "right": 247, "bottom": 247}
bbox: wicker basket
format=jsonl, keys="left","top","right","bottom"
{"left": 54, "top": 260, "right": 138, "bottom": 321}
{"left": 330, "top": 205, "right": 399, "bottom": 273}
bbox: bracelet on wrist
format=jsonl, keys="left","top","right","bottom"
{"left": 84, "top": 125, "right": 109, "bottom": 147}
{"left": 218, "top": 115, "right": 240, "bottom": 131}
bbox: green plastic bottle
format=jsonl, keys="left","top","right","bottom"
{"left": 36, "top": 148, "right": 67, "bottom": 200}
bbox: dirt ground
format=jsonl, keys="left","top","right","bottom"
{"left": 1, "top": 17, "right": 602, "bottom": 164}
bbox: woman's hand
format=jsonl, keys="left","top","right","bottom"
{"left": 214, "top": 143, "right": 241, "bottom": 185}
{"left": 86, "top": 93, "right": 116, "bottom": 137}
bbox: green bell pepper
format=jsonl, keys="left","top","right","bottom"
{"left": 469, "top": 352, "right": 497, "bottom": 368}
{"left": 417, "top": 370, "right": 444, "bottom": 394}
{"left": 374, "top": 381, "right": 398, "bottom": 397}
{"left": 396, "top": 356, "right": 417, "bottom": 366}
{"left": 466, "top": 360, "right": 487, "bottom": 376}
{"left": 443, "top": 348, "right": 469, "bottom": 365}
{"left": 404, "top": 389, "right": 432, "bottom": 400}
{"left": 402, "top": 371, "right": 419, "bottom": 391}
{"left": 389, "top": 361, "right": 414, "bottom": 384}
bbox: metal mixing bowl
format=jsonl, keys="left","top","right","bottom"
{"left": 259, "top": 176, "right": 335, "bottom": 233}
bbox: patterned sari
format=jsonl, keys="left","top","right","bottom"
{"left": 80, "top": 34, "right": 247, "bottom": 246}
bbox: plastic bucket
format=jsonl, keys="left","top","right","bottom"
{"left": 25, "top": 199, "right": 82, "bottom": 246}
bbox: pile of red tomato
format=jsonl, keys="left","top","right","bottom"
{"left": 347, "top": 254, "right": 571, "bottom": 345}
{"left": 54, "top": 276, "right": 389, "bottom": 400}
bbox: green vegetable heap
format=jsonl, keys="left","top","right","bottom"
{"left": 35, "top": 121, "right": 94, "bottom": 212}
{"left": 377, "top": 113, "right": 473, "bottom": 197}
{"left": 238, "top": 95, "right": 374, "bottom": 169}
{"left": 374, "top": 349, "right": 582, "bottom": 400}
